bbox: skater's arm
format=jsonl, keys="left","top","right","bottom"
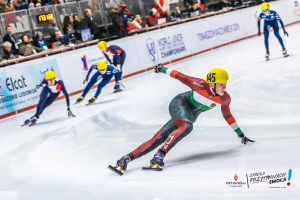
{"left": 275, "top": 12, "right": 285, "bottom": 30}
{"left": 109, "top": 47, "right": 122, "bottom": 65}
{"left": 103, "top": 53, "right": 113, "bottom": 65}
{"left": 221, "top": 94, "right": 243, "bottom": 136}
{"left": 87, "top": 65, "right": 97, "bottom": 77}
{"left": 257, "top": 13, "right": 262, "bottom": 31}
{"left": 160, "top": 66, "right": 205, "bottom": 91}
{"left": 59, "top": 81, "right": 70, "bottom": 107}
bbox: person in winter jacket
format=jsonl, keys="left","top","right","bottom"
{"left": 147, "top": 8, "right": 158, "bottom": 27}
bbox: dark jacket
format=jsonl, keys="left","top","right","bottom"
{"left": 184, "top": 0, "right": 194, "bottom": 7}
{"left": 3, "top": 34, "right": 18, "bottom": 52}
{"left": 219, "top": 1, "right": 229, "bottom": 9}
{"left": 3, "top": 49, "right": 23, "bottom": 59}
{"left": 0, "top": 3, "right": 6, "bottom": 13}
{"left": 63, "top": 23, "right": 72, "bottom": 35}
{"left": 84, "top": 15, "right": 99, "bottom": 38}
{"left": 49, "top": 36, "right": 63, "bottom": 47}
{"left": 110, "top": 7, "right": 121, "bottom": 26}
{"left": 73, "top": 20, "right": 79, "bottom": 30}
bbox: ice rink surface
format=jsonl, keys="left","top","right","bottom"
{"left": 0, "top": 24, "right": 300, "bottom": 200}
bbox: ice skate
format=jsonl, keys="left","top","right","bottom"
{"left": 29, "top": 117, "right": 38, "bottom": 126}
{"left": 74, "top": 96, "right": 84, "bottom": 105}
{"left": 108, "top": 155, "right": 131, "bottom": 176}
{"left": 266, "top": 50, "right": 270, "bottom": 61}
{"left": 142, "top": 153, "right": 164, "bottom": 172}
{"left": 86, "top": 97, "right": 96, "bottom": 106}
{"left": 282, "top": 47, "right": 289, "bottom": 58}
{"left": 21, "top": 119, "right": 31, "bottom": 127}
{"left": 113, "top": 82, "right": 123, "bottom": 93}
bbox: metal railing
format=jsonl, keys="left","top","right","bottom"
{"left": 78, "top": 0, "right": 105, "bottom": 27}
{"left": 54, "top": 2, "right": 80, "bottom": 33}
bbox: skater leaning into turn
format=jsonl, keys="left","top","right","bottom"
{"left": 75, "top": 60, "right": 119, "bottom": 105}
{"left": 98, "top": 41, "right": 126, "bottom": 92}
{"left": 23, "top": 71, "right": 75, "bottom": 126}
{"left": 258, "top": 2, "right": 289, "bottom": 61}
{"left": 109, "top": 64, "right": 255, "bottom": 175}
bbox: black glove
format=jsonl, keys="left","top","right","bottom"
{"left": 67, "top": 107, "right": 76, "bottom": 117}
{"left": 238, "top": 133, "right": 255, "bottom": 145}
{"left": 36, "top": 84, "right": 42, "bottom": 89}
{"left": 83, "top": 76, "right": 88, "bottom": 84}
{"left": 258, "top": 30, "right": 261, "bottom": 36}
{"left": 284, "top": 30, "right": 288, "bottom": 37}
{"left": 154, "top": 63, "right": 163, "bottom": 73}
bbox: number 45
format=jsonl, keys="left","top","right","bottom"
{"left": 207, "top": 73, "right": 216, "bottom": 82}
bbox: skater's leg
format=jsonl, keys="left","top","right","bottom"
{"left": 82, "top": 72, "right": 99, "bottom": 97}
{"left": 94, "top": 74, "right": 113, "bottom": 98}
{"left": 118, "top": 53, "right": 126, "bottom": 81}
{"left": 38, "top": 93, "right": 60, "bottom": 116}
{"left": 34, "top": 87, "right": 51, "bottom": 118}
{"left": 130, "top": 119, "right": 177, "bottom": 160}
{"left": 264, "top": 25, "right": 270, "bottom": 50}
{"left": 273, "top": 25, "right": 284, "bottom": 47}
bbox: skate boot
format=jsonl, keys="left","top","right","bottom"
{"left": 108, "top": 155, "right": 131, "bottom": 176}
{"left": 29, "top": 117, "right": 38, "bottom": 126}
{"left": 74, "top": 96, "right": 84, "bottom": 105}
{"left": 266, "top": 49, "right": 270, "bottom": 61}
{"left": 282, "top": 47, "right": 289, "bottom": 58}
{"left": 142, "top": 153, "right": 164, "bottom": 171}
{"left": 86, "top": 97, "right": 96, "bottom": 106}
{"left": 113, "top": 82, "right": 122, "bottom": 93}
{"left": 21, "top": 119, "right": 31, "bottom": 126}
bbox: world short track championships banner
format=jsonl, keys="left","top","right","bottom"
{"left": 0, "top": 60, "right": 62, "bottom": 116}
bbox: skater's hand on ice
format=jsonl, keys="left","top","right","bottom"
{"left": 154, "top": 63, "right": 163, "bottom": 73}
{"left": 258, "top": 30, "right": 261, "bottom": 36}
{"left": 284, "top": 30, "right": 289, "bottom": 37}
{"left": 238, "top": 133, "right": 255, "bottom": 145}
{"left": 67, "top": 107, "right": 76, "bottom": 117}
{"left": 36, "top": 84, "right": 42, "bottom": 89}
{"left": 83, "top": 76, "right": 88, "bottom": 84}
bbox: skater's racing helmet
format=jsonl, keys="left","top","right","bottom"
{"left": 97, "top": 60, "right": 108, "bottom": 70}
{"left": 206, "top": 68, "right": 229, "bottom": 84}
{"left": 98, "top": 41, "right": 107, "bottom": 50}
{"left": 45, "top": 71, "right": 56, "bottom": 80}
{"left": 261, "top": 3, "right": 270, "bottom": 11}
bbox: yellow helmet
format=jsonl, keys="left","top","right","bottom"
{"left": 97, "top": 60, "right": 108, "bottom": 70}
{"left": 45, "top": 71, "right": 56, "bottom": 80}
{"left": 261, "top": 2, "right": 270, "bottom": 10}
{"left": 98, "top": 41, "right": 107, "bottom": 50}
{"left": 206, "top": 68, "right": 229, "bottom": 83}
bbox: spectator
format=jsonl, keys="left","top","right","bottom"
{"left": 3, "top": 41, "right": 23, "bottom": 59}
{"left": 219, "top": 0, "right": 229, "bottom": 9}
{"left": 147, "top": 8, "right": 158, "bottom": 27}
{"left": 132, "top": 14, "right": 142, "bottom": 30}
{"left": 62, "top": 26, "right": 74, "bottom": 45}
{"left": 5, "top": 3, "right": 16, "bottom": 12}
{"left": 51, "top": 0, "right": 60, "bottom": 5}
{"left": 29, "top": 3, "right": 34, "bottom": 8}
{"left": 199, "top": 0, "right": 207, "bottom": 14}
{"left": 163, "top": 9, "right": 174, "bottom": 22}
{"left": 88, "top": 0, "right": 100, "bottom": 13}
{"left": 31, "top": 31, "right": 51, "bottom": 50}
{"left": 231, "top": 0, "right": 242, "bottom": 7}
{"left": 152, "top": 0, "right": 164, "bottom": 18}
{"left": 184, "top": 0, "right": 194, "bottom": 8}
{"left": 62, "top": 15, "right": 72, "bottom": 35}
{"left": 84, "top": 9, "right": 100, "bottom": 39}
{"left": 0, "top": 0, "right": 5, "bottom": 13}
{"left": 172, "top": 6, "right": 181, "bottom": 19}
{"left": 3, "top": 26, "right": 19, "bottom": 52}
{"left": 41, "top": 0, "right": 51, "bottom": 6}
{"left": 72, "top": 14, "right": 79, "bottom": 30}
{"left": 19, "top": 34, "right": 44, "bottom": 55}
{"left": 12, "top": 0, "right": 19, "bottom": 10}
{"left": 110, "top": 6, "right": 122, "bottom": 38}
{"left": 49, "top": 30, "right": 63, "bottom": 47}
{"left": 36, "top": 3, "right": 41, "bottom": 7}
{"left": 16, "top": 0, "right": 28, "bottom": 10}
{"left": 48, "top": 17, "right": 60, "bottom": 37}
{"left": 187, "top": 3, "right": 199, "bottom": 17}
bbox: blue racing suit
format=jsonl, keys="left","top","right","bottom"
{"left": 258, "top": 10, "right": 285, "bottom": 49}
{"left": 34, "top": 79, "right": 70, "bottom": 118}
{"left": 83, "top": 64, "right": 118, "bottom": 98}
{"left": 103, "top": 45, "right": 126, "bottom": 83}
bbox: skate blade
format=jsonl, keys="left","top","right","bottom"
{"left": 29, "top": 123, "right": 36, "bottom": 127}
{"left": 85, "top": 102, "right": 95, "bottom": 106}
{"left": 142, "top": 167, "right": 163, "bottom": 171}
{"left": 108, "top": 165, "right": 123, "bottom": 176}
{"left": 73, "top": 102, "right": 82, "bottom": 105}
{"left": 121, "top": 84, "right": 126, "bottom": 89}
{"left": 21, "top": 124, "right": 29, "bottom": 127}
{"left": 113, "top": 89, "right": 123, "bottom": 93}
{"left": 284, "top": 54, "right": 289, "bottom": 58}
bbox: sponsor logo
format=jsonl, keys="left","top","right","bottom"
{"left": 210, "top": 103, "right": 216, "bottom": 108}
{"left": 157, "top": 34, "right": 187, "bottom": 58}
{"left": 196, "top": 23, "right": 240, "bottom": 41}
{"left": 0, "top": 78, "right": 6, "bottom": 96}
{"left": 226, "top": 174, "right": 246, "bottom": 187}
{"left": 146, "top": 38, "right": 159, "bottom": 63}
{"left": 234, "top": 174, "right": 238, "bottom": 181}
{"left": 193, "top": 81, "right": 203, "bottom": 87}
{"left": 295, "top": 1, "right": 298, "bottom": 7}
{"left": 294, "top": 1, "right": 300, "bottom": 16}
{"left": 81, "top": 55, "right": 88, "bottom": 71}
{"left": 163, "top": 135, "right": 174, "bottom": 149}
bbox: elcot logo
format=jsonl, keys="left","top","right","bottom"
{"left": 0, "top": 78, "right": 6, "bottom": 96}
{"left": 146, "top": 38, "right": 159, "bottom": 63}
{"left": 81, "top": 55, "right": 88, "bottom": 71}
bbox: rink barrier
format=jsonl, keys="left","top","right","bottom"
{"left": 0, "top": 0, "right": 299, "bottom": 120}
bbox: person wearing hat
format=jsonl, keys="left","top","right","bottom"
{"left": 147, "top": 8, "right": 158, "bottom": 27}
{"left": 23, "top": 71, "right": 75, "bottom": 126}
{"left": 109, "top": 63, "right": 254, "bottom": 175}
{"left": 74, "top": 60, "right": 119, "bottom": 105}
{"left": 98, "top": 41, "right": 126, "bottom": 92}
{"left": 31, "top": 31, "right": 51, "bottom": 50}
